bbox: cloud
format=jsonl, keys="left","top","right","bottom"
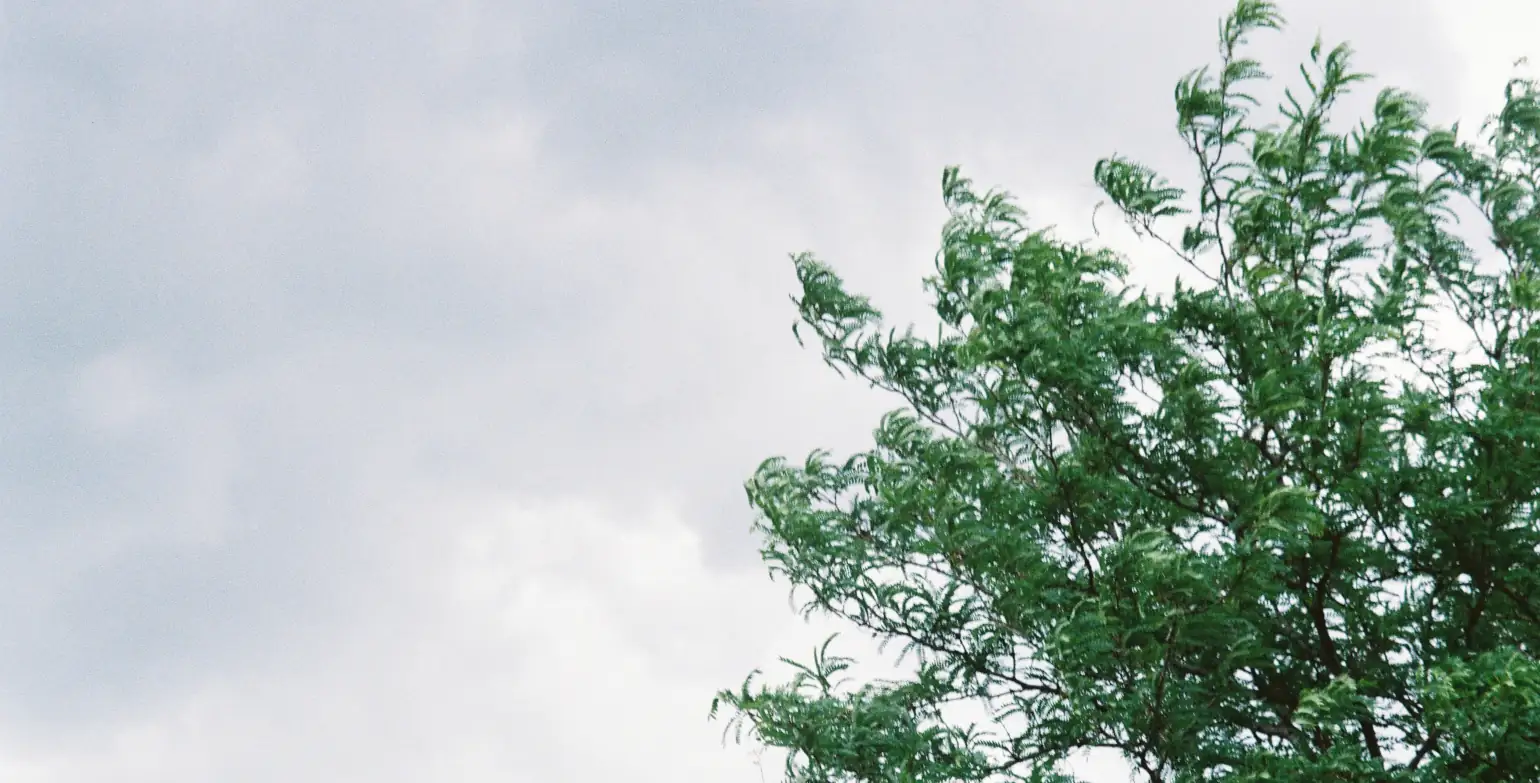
{"left": 0, "top": 495, "right": 859, "bottom": 782}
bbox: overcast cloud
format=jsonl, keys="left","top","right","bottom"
{"left": 0, "top": 1, "right": 1534, "bottom": 781}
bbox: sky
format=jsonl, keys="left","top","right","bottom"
{"left": 0, "top": 1, "right": 1535, "bottom": 781}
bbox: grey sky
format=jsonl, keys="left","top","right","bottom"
{"left": 0, "top": 1, "right": 1532, "bottom": 780}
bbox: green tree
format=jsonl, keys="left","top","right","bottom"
{"left": 711, "top": 2, "right": 1540, "bottom": 781}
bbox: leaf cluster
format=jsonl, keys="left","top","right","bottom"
{"left": 716, "top": 3, "right": 1540, "bottom": 781}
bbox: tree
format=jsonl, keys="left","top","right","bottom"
{"left": 711, "top": 2, "right": 1540, "bottom": 781}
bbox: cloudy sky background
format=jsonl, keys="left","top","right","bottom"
{"left": 1, "top": 1, "right": 1535, "bottom": 780}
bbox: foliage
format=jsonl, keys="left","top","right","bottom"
{"left": 713, "top": 2, "right": 1540, "bottom": 780}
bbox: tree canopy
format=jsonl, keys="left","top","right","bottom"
{"left": 712, "top": 2, "right": 1540, "bottom": 781}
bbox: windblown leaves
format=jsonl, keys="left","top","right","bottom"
{"left": 717, "top": 2, "right": 1540, "bottom": 781}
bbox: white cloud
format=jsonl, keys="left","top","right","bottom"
{"left": 1433, "top": 0, "right": 1540, "bottom": 126}
{"left": 70, "top": 348, "right": 165, "bottom": 436}
{"left": 0, "top": 492, "right": 871, "bottom": 782}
